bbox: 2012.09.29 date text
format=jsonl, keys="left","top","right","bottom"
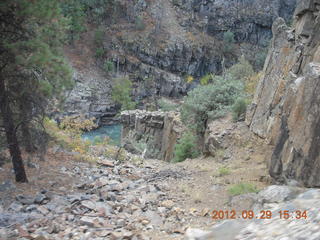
{"left": 211, "top": 210, "right": 308, "bottom": 220}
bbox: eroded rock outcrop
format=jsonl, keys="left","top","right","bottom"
{"left": 63, "top": 70, "right": 118, "bottom": 125}
{"left": 120, "top": 110, "right": 182, "bottom": 161}
{"left": 247, "top": 0, "right": 320, "bottom": 187}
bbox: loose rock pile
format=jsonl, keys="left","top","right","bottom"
{"left": 1, "top": 151, "right": 319, "bottom": 239}
{"left": 0, "top": 160, "right": 192, "bottom": 240}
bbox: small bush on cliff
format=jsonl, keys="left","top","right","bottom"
{"left": 158, "top": 98, "right": 179, "bottom": 112}
{"left": 229, "top": 57, "right": 258, "bottom": 103}
{"left": 200, "top": 74, "right": 213, "bottom": 85}
{"left": 104, "top": 60, "right": 114, "bottom": 72}
{"left": 228, "top": 56, "right": 254, "bottom": 82}
{"left": 218, "top": 166, "right": 231, "bottom": 176}
{"left": 181, "top": 75, "right": 243, "bottom": 134}
{"left": 173, "top": 131, "right": 200, "bottom": 162}
{"left": 95, "top": 47, "right": 105, "bottom": 58}
{"left": 232, "top": 98, "right": 247, "bottom": 121}
{"left": 112, "top": 77, "right": 136, "bottom": 111}
{"left": 223, "top": 30, "right": 235, "bottom": 55}
{"left": 94, "top": 28, "right": 104, "bottom": 46}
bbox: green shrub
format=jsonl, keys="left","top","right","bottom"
{"left": 173, "top": 131, "right": 200, "bottom": 162}
{"left": 200, "top": 74, "right": 213, "bottom": 85}
{"left": 223, "top": 30, "right": 235, "bottom": 54}
{"left": 158, "top": 98, "right": 178, "bottom": 112}
{"left": 218, "top": 166, "right": 231, "bottom": 176}
{"left": 104, "top": 60, "right": 114, "bottom": 72}
{"left": 95, "top": 47, "right": 104, "bottom": 58}
{"left": 228, "top": 183, "right": 258, "bottom": 196}
{"left": 228, "top": 56, "right": 254, "bottom": 82}
{"left": 181, "top": 75, "right": 243, "bottom": 134}
{"left": 135, "top": 16, "right": 146, "bottom": 31}
{"left": 112, "top": 77, "right": 136, "bottom": 111}
{"left": 232, "top": 98, "right": 247, "bottom": 121}
{"left": 94, "top": 28, "right": 104, "bottom": 46}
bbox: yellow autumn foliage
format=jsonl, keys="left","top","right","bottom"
{"left": 186, "top": 75, "right": 194, "bottom": 83}
{"left": 44, "top": 117, "right": 131, "bottom": 163}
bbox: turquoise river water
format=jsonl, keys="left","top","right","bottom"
{"left": 82, "top": 124, "right": 122, "bottom": 146}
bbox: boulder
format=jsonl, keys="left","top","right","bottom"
{"left": 257, "top": 185, "right": 302, "bottom": 204}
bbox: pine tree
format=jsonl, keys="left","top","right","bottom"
{"left": 112, "top": 77, "right": 136, "bottom": 111}
{"left": 0, "top": 0, "right": 73, "bottom": 182}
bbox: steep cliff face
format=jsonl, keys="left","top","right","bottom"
{"left": 247, "top": 0, "right": 320, "bottom": 187}
{"left": 175, "top": 0, "right": 296, "bottom": 46}
{"left": 107, "top": 0, "right": 297, "bottom": 87}
{"left": 64, "top": 0, "right": 296, "bottom": 122}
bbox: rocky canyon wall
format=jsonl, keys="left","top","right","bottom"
{"left": 175, "top": 0, "right": 296, "bottom": 46}
{"left": 247, "top": 0, "right": 320, "bottom": 187}
{"left": 63, "top": 0, "right": 296, "bottom": 122}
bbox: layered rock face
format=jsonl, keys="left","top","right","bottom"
{"left": 63, "top": 70, "right": 118, "bottom": 125}
{"left": 247, "top": 0, "right": 320, "bottom": 187}
{"left": 120, "top": 110, "right": 182, "bottom": 161}
{"left": 63, "top": 0, "right": 296, "bottom": 122}
{"left": 110, "top": 0, "right": 297, "bottom": 95}
{"left": 176, "top": 0, "right": 296, "bottom": 46}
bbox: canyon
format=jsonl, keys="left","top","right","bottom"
{"left": 3, "top": 0, "right": 320, "bottom": 239}
{"left": 64, "top": 0, "right": 296, "bottom": 124}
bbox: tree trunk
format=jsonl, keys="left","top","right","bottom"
{"left": 21, "top": 121, "right": 34, "bottom": 153}
{"left": 0, "top": 78, "right": 28, "bottom": 182}
{"left": 19, "top": 102, "right": 35, "bottom": 154}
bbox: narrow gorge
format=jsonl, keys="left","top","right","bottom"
{"left": 2, "top": 1, "right": 320, "bottom": 240}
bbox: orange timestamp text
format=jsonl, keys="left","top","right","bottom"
{"left": 211, "top": 210, "right": 308, "bottom": 220}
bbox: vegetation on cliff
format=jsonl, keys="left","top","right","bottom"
{"left": 181, "top": 57, "right": 256, "bottom": 136}
{"left": 111, "top": 77, "right": 136, "bottom": 111}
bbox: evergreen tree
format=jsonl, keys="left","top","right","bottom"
{"left": 112, "top": 77, "right": 136, "bottom": 111}
{"left": 60, "top": 0, "right": 86, "bottom": 42}
{"left": 0, "top": 0, "right": 73, "bottom": 182}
